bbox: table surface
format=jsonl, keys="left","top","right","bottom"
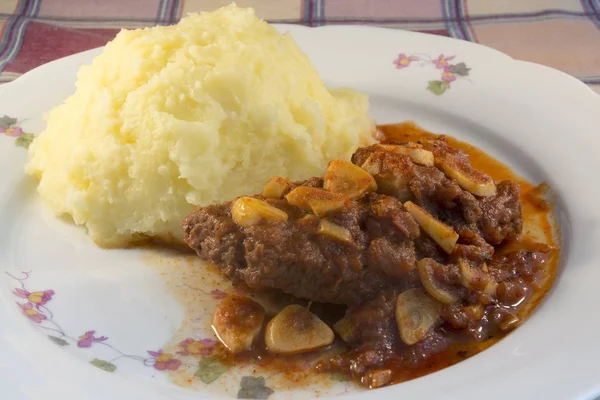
{"left": 0, "top": 0, "right": 598, "bottom": 94}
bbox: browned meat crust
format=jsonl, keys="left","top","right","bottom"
{"left": 183, "top": 193, "right": 418, "bottom": 305}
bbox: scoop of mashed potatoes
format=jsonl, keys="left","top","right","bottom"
{"left": 27, "top": 5, "right": 375, "bottom": 247}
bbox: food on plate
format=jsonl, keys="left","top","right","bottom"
{"left": 26, "top": 5, "right": 374, "bottom": 247}
{"left": 265, "top": 305, "right": 334, "bottom": 354}
{"left": 182, "top": 123, "right": 559, "bottom": 388}
{"left": 211, "top": 296, "right": 265, "bottom": 353}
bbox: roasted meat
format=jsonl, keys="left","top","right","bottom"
{"left": 183, "top": 137, "right": 522, "bottom": 305}
{"left": 182, "top": 134, "right": 554, "bottom": 388}
{"left": 183, "top": 193, "right": 418, "bottom": 305}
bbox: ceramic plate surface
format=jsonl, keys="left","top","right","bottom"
{"left": 1, "top": 25, "right": 599, "bottom": 400}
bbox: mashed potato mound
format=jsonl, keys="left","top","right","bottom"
{"left": 27, "top": 5, "right": 374, "bottom": 247}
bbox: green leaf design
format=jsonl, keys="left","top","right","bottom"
{"left": 194, "top": 357, "right": 228, "bottom": 384}
{"left": 15, "top": 132, "right": 35, "bottom": 149}
{"left": 90, "top": 359, "right": 117, "bottom": 372}
{"left": 449, "top": 62, "right": 470, "bottom": 76}
{"left": 0, "top": 115, "right": 17, "bottom": 129}
{"left": 427, "top": 80, "right": 451, "bottom": 96}
{"left": 237, "top": 376, "right": 274, "bottom": 399}
{"left": 48, "top": 336, "right": 69, "bottom": 346}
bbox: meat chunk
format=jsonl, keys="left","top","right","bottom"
{"left": 184, "top": 138, "right": 525, "bottom": 308}
{"left": 183, "top": 203, "right": 246, "bottom": 270}
{"left": 353, "top": 144, "right": 464, "bottom": 210}
{"left": 458, "top": 191, "right": 482, "bottom": 225}
{"left": 183, "top": 195, "right": 419, "bottom": 306}
{"left": 368, "top": 195, "right": 420, "bottom": 240}
{"left": 327, "top": 289, "right": 449, "bottom": 377}
{"left": 335, "top": 290, "right": 399, "bottom": 350}
{"left": 324, "top": 291, "right": 400, "bottom": 377}
{"left": 480, "top": 181, "right": 522, "bottom": 244}
{"left": 368, "top": 238, "right": 416, "bottom": 276}
{"left": 409, "top": 164, "right": 463, "bottom": 210}
{"left": 415, "top": 235, "right": 446, "bottom": 262}
{"left": 451, "top": 228, "right": 494, "bottom": 262}
{"left": 353, "top": 141, "right": 522, "bottom": 246}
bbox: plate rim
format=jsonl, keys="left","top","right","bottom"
{"left": 0, "top": 24, "right": 599, "bottom": 400}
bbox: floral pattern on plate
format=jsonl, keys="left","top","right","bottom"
{"left": 6, "top": 271, "right": 275, "bottom": 399}
{"left": 393, "top": 53, "right": 471, "bottom": 95}
{"left": 0, "top": 115, "right": 34, "bottom": 148}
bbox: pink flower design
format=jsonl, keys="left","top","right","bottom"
{"left": 77, "top": 330, "right": 108, "bottom": 348}
{"left": 0, "top": 126, "right": 23, "bottom": 137}
{"left": 147, "top": 350, "right": 181, "bottom": 371}
{"left": 178, "top": 338, "right": 218, "bottom": 356}
{"left": 14, "top": 288, "right": 55, "bottom": 307}
{"left": 433, "top": 54, "right": 455, "bottom": 69}
{"left": 210, "top": 289, "right": 227, "bottom": 300}
{"left": 441, "top": 66, "right": 457, "bottom": 82}
{"left": 393, "top": 53, "right": 418, "bottom": 69}
{"left": 18, "top": 302, "right": 47, "bottom": 323}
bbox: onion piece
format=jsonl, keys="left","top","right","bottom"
{"left": 285, "top": 187, "right": 349, "bottom": 217}
{"left": 317, "top": 219, "right": 353, "bottom": 243}
{"left": 212, "top": 296, "right": 266, "bottom": 353}
{"left": 333, "top": 317, "right": 354, "bottom": 343}
{"left": 395, "top": 288, "right": 440, "bottom": 345}
{"left": 265, "top": 305, "right": 334, "bottom": 354}
{"left": 262, "top": 177, "right": 292, "bottom": 199}
{"left": 439, "top": 160, "right": 496, "bottom": 197}
{"left": 324, "top": 159, "right": 377, "bottom": 199}
{"left": 458, "top": 259, "right": 498, "bottom": 296}
{"left": 417, "top": 258, "right": 460, "bottom": 304}
{"left": 404, "top": 201, "right": 459, "bottom": 253}
{"left": 232, "top": 197, "right": 288, "bottom": 227}
{"left": 376, "top": 143, "right": 435, "bottom": 166}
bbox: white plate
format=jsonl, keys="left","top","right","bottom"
{"left": 1, "top": 25, "right": 599, "bottom": 400}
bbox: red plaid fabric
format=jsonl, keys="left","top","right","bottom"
{"left": 0, "top": 0, "right": 598, "bottom": 93}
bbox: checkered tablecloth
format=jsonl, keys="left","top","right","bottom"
{"left": 0, "top": 0, "right": 598, "bottom": 93}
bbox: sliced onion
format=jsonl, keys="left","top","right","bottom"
{"left": 458, "top": 259, "right": 498, "bottom": 296}
{"left": 317, "top": 219, "right": 353, "bottom": 243}
{"left": 417, "top": 258, "right": 460, "bottom": 304}
{"left": 404, "top": 201, "right": 459, "bottom": 253}
{"left": 395, "top": 288, "right": 440, "bottom": 345}
{"left": 262, "top": 177, "right": 292, "bottom": 199}
{"left": 439, "top": 160, "right": 496, "bottom": 197}
{"left": 324, "top": 159, "right": 377, "bottom": 199}
{"left": 265, "top": 305, "right": 334, "bottom": 354}
{"left": 285, "top": 187, "right": 349, "bottom": 217}
{"left": 232, "top": 197, "right": 288, "bottom": 227}
{"left": 212, "top": 296, "right": 265, "bottom": 353}
{"left": 376, "top": 143, "right": 435, "bottom": 166}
